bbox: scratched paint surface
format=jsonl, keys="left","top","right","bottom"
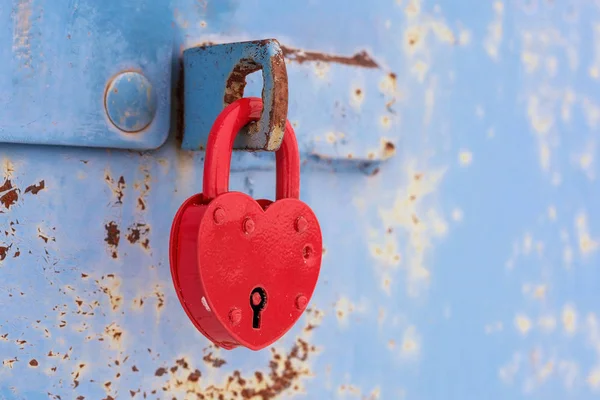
{"left": 1, "top": 0, "right": 599, "bottom": 399}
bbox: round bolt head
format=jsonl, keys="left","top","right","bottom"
{"left": 105, "top": 71, "right": 157, "bottom": 133}
{"left": 243, "top": 218, "right": 255, "bottom": 234}
{"left": 295, "top": 295, "right": 308, "bottom": 311}
{"left": 295, "top": 216, "right": 308, "bottom": 233}
{"left": 213, "top": 208, "right": 225, "bottom": 224}
{"left": 229, "top": 308, "right": 242, "bottom": 326}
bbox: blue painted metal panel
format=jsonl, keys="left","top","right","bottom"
{"left": 0, "top": 1, "right": 172, "bottom": 149}
{"left": 0, "top": 0, "right": 600, "bottom": 399}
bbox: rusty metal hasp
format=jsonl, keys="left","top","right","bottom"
{"left": 182, "top": 39, "right": 289, "bottom": 151}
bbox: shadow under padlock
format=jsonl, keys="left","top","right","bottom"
{"left": 169, "top": 97, "right": 322, "bottom": 351}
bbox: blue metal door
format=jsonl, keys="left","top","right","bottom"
{"left": 1, "top": 0, "right": 599, "bottom": 399}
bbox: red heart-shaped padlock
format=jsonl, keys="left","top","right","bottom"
{"left": 169, "top": 97, "right": 322, "bottom": 350}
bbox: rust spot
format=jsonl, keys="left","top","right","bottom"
{"left": 155, "top": 288, "right": 165, "bottom": 310}
{"left": 281, "top": 46, "right": 379, "bottom": 68}
{"left": 132, "top": 365, "right": 139, "bottom": 372}
{"left": 105, "top": 174, "right": 126, "bottom": 204}
{"left": 0, "top": 186, "right": 19, "bottom": 209}
{"left": 104, "top": 222, "right": 120, "bottom": 259}
{"left": 2, "top": 358, "right": 17, "bottom": 368}
{"left": 355, "top": 89, "right": 362, "bottom": 96}
{"left": 412, "top": 214, "right": 420, "bottom": 225}
{"left": 188, "top": 369, "right": 201, "bottom": 382}
{"left": 116, "top": 176, "right": 125, "bottom": 202}
{"left": 126, "top": 223, "right": 150, "bottom": 249}
{"left": 0, "top": 245, "right": 10, "bottom": 261}
{"left": 383, "top": 141, "right": 396, "bottom": 158}
{"left": 203, "top": 352, "right": 226, "bottom": 368}
{"left": 38, "top": 228, "right": 55, "bottom": 243}
{"left": 409, "top": 195, "right": 416, "bottom": 201}
{"left": 13, "top": 250, "right": 20, "bottom": 258}
{"left": 176, "top": 358, "right": 189, "bottom": 369}
{"left": 97, "top": 275, "right": 123, "bottom": 311}
{"left": 136, "top": 168, "right": 151, "bottom": 211}
{"left": 81, "top": 273, "right": 88, "bottom": 278}
{"left": 155, "top": 367, "right": 167, "bottom": 377}
{"left": 24, "top": 180, "right": 45, "bottom": 195}
{"left": 0, "top": 179, "right": 12, "bottom": 192}
{"left": 237, "top": 338, "right": 315, "bottom": 399}
{"left": 414, "top": 173, "right": 423, "bottom": 180}
{"left": 29, "top": 359, "right": 38, "bottom": 367}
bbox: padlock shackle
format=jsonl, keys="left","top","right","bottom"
{"left": 203, "top": 97, "right": 300, "bottom": 200}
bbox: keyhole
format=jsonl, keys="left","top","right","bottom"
{"left": 250, "top": 287, "right": 267, "bottom": 329}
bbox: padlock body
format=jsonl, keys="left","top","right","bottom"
{"left": 170, "top": 193, "right": 239, "bottom": 349}
{"left": 170, "top": 191, "right": 322, "bottom": 351}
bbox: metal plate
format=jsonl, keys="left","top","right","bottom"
{"left": 0, "top": 0, "right": 172, "bottom": 149}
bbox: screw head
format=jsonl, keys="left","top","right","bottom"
{"left": 295, "top": 216, "right": 308, "bottom": 233}
{"left": 243, "top": 217, "right": 255, "bottom": 234}
{"left": 295, "top": 295, "right": 308, "bottom": 311}
{"left": 213, "top": 208, "right": 225, "bottom": 224}
{"left": 229, "top": 308, "right": 242, "bottom": 326}
{"left": 251, "top": 291, "right": 262, "bottom": 306}
{"left": 105, "top": 71, "right": 157, "bottom": 133}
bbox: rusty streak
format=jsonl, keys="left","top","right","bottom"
{"left": 281, "top": 45, "right": 379, "bottom": 68}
